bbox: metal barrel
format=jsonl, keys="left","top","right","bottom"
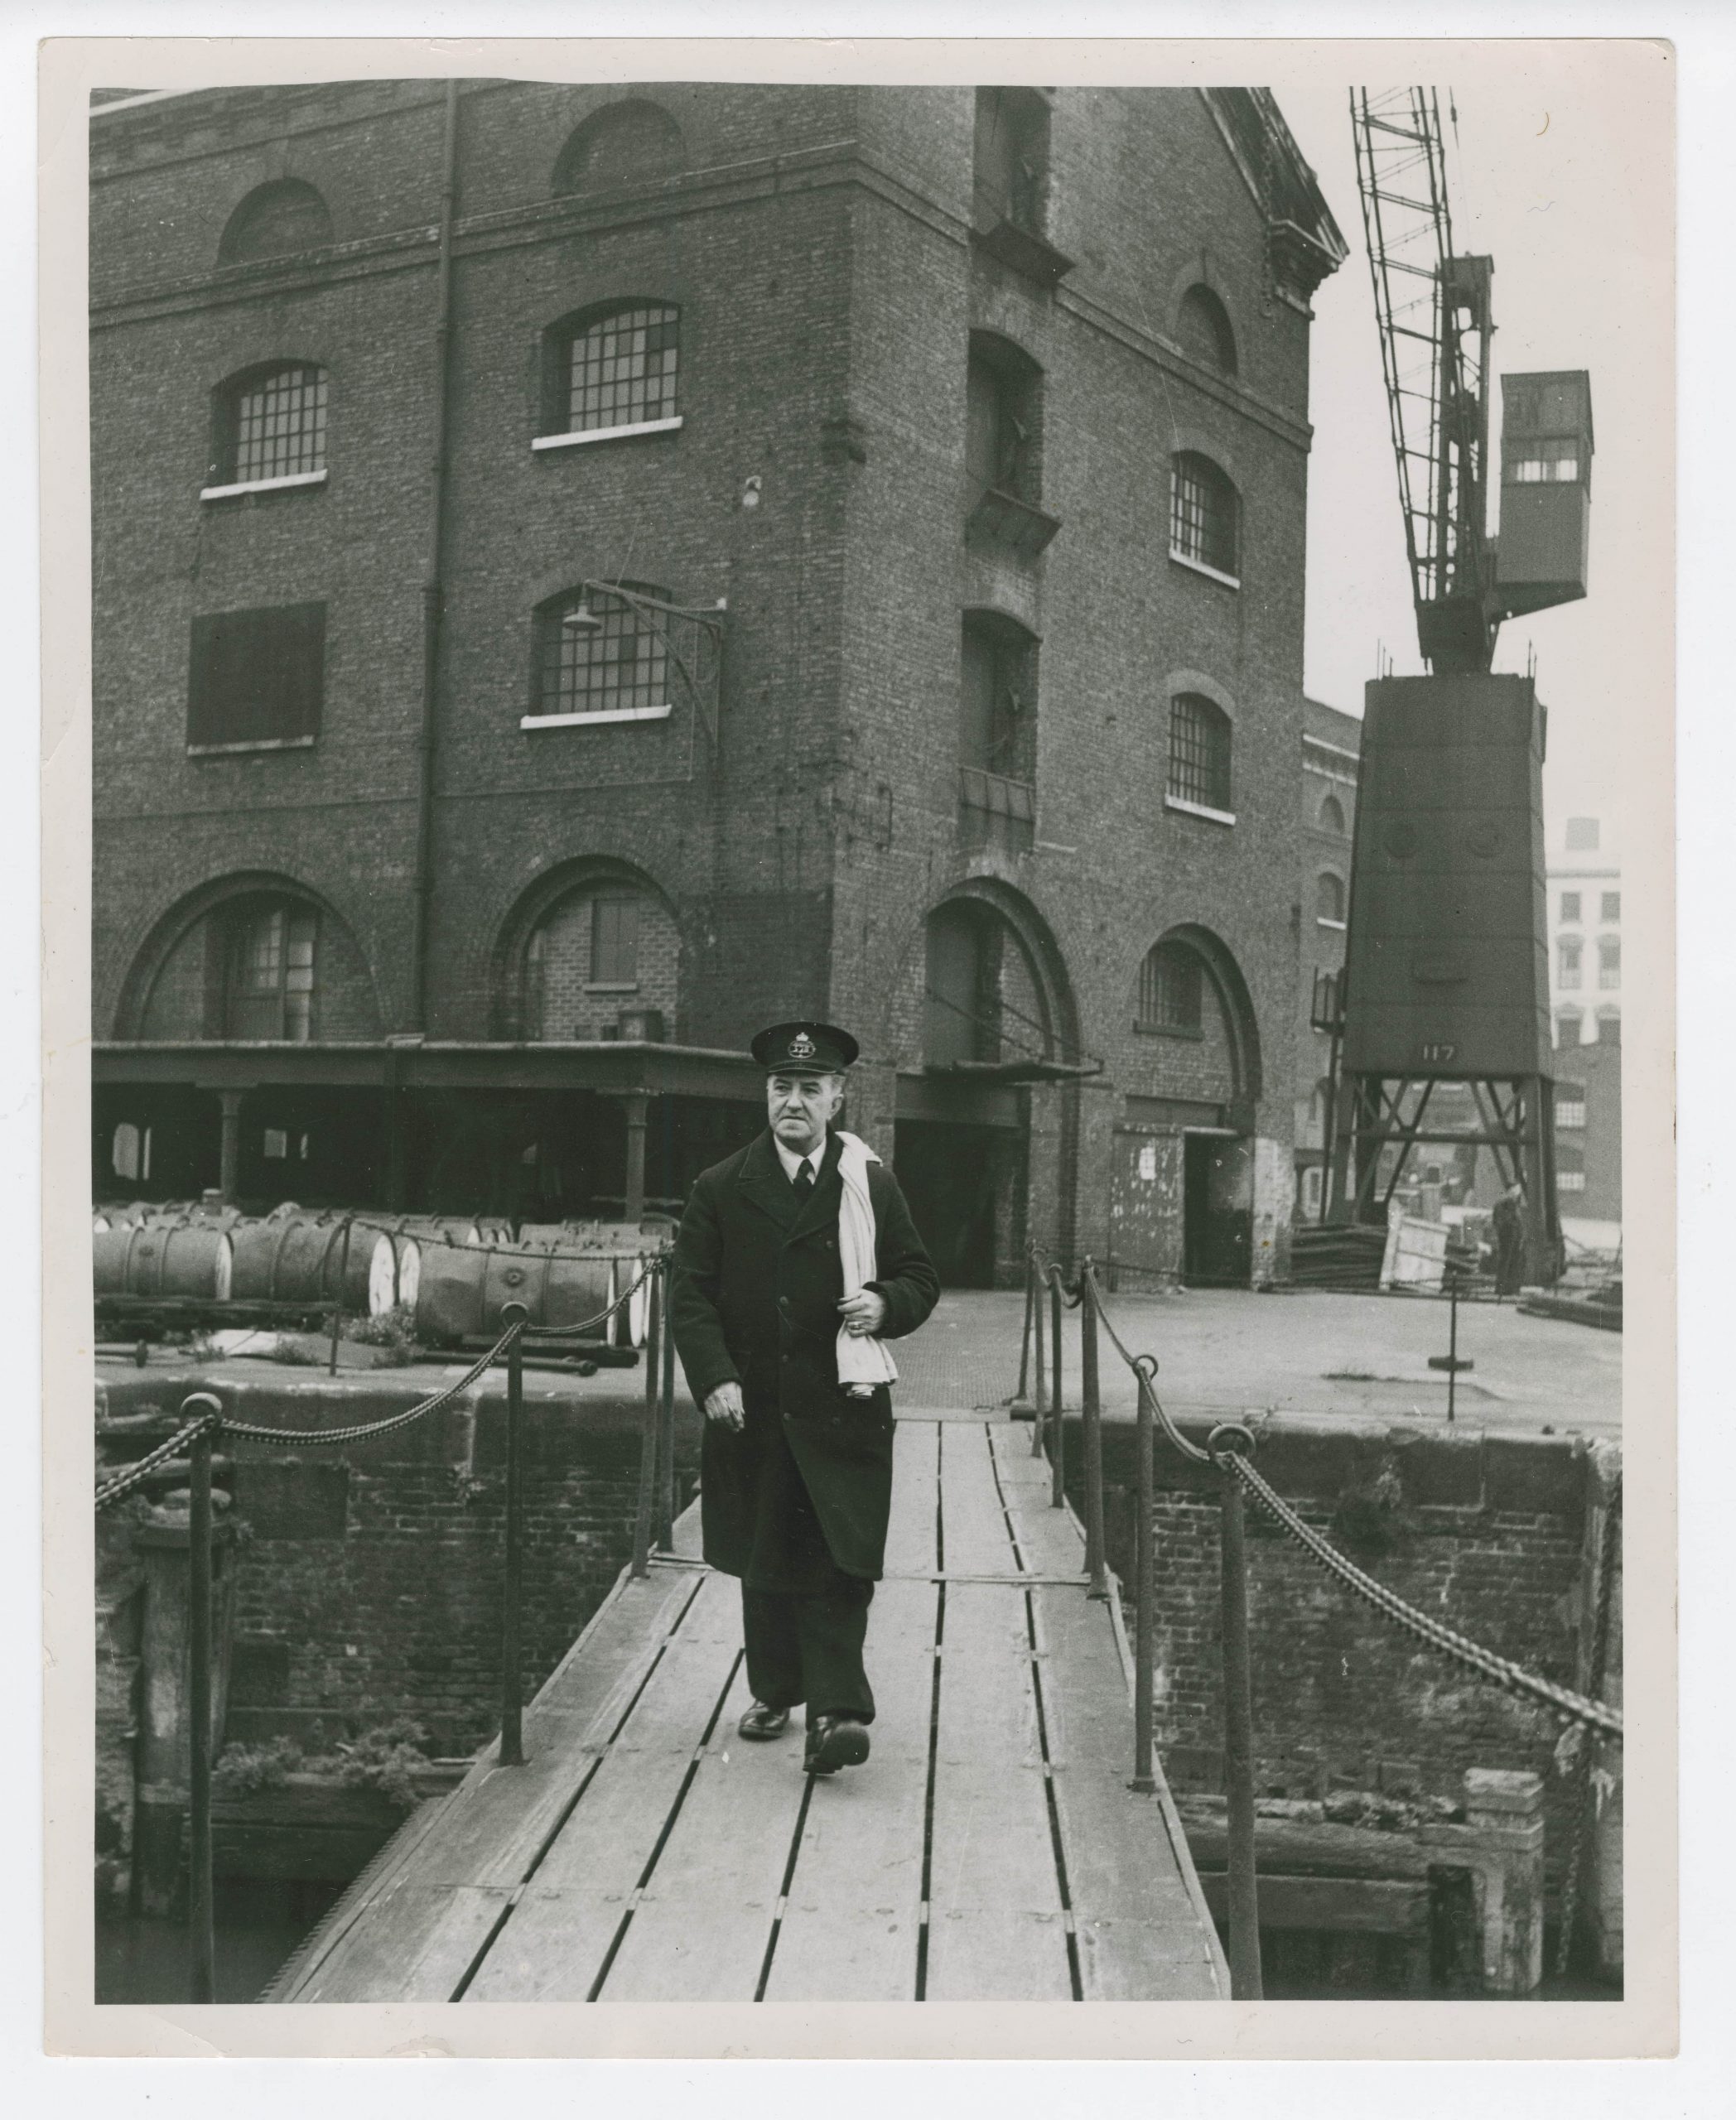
{"left": 94, "top": 1223, "right": 234, "bottom": 1301}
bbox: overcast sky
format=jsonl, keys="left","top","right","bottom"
{"left": 1275, "top": 57, "right": 1671, "bottom": 853}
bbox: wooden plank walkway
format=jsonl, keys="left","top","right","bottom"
{"left": 271, "top": 1412, "right": 1227, "bottom": 2004}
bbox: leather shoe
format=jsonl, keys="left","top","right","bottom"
{"left": 738, "top": 1702, "right": 791, "bottom": 1741}
{"left": 805, "top": 1714, "right": 870, "bottom": 1775}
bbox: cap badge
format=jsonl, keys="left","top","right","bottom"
{"left": 788, "top": 1030, "right": 817, "bottom": 1060}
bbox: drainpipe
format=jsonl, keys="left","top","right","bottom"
{"left": 407, "top": 80, "right": 460, "bottom": 1033}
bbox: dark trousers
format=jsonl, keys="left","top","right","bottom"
{"left": 741, "top": 1582, "right": 876, "bottom": 1723}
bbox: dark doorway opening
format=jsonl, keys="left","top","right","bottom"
{"left": 1183, "top": 1132, "right": 1252, "bottom": 1287}
{"left": 894, "top": 1119, "right": 1005, "bottom": 1289}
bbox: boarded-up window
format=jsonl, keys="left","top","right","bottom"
{"left": 590, "top": 895, "right": 640, "bottom": 983}
{"left": 1176, "top": 285, "right": 1237, "bottom": 374}
{"left": 219, "top": 180, "right": 334, "bottom": 265}
{"left": 188, "top": 604, "right": 326, "bottom": 749}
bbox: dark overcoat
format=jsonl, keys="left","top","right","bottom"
{"left": 668, "top": 1128, "right": 940, "bottom": 1588}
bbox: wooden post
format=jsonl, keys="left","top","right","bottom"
{"left": 216, "top": 1091, "right": 244, "bottom": 1206}
{"left": 187, "top": 1425, "right": 215, "bottom": 2003}
{"left": 1131, "top": 1374, "right": 1156, "bottom": 1793}
{"left": 1219, "top": 1462, "right": 1264, "bottom": 1999}
{"left": 498, "top": 1303, "right": 528, "bottom": 1766}
{"left": 630, "top": 1265, "right": 660, "bottom": 1578}
{"left": 1078, "top": 1264, "right": 1108, "bottom": 1598}
{"left": 623, "top": 1090, "right": 650, "bottom": 1224}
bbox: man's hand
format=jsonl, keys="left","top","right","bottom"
{"left": 703, "top": 1381, "right": 745, "bottom": 1430}
{"left": 838, "top": 1289, "right": 888, "bottom": 1337}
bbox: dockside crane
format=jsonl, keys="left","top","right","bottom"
{"left": 1318, "top": 89, "right": 1594, "bottom": 1283}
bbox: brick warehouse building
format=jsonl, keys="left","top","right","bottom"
{"left": 89, "top": 81, "right": 1344, "bottom": 1286}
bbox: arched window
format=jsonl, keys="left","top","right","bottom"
{"left": 973, "top": 88, "right": 1049, "bottom": 234}
{"left": 965, "top": 334, "right": 1042, "bottom": 504}
{"left": 211, "top": 363, "right": 328, "bottom": 487}
{"left": 530, "top": 582, "right": 673, "bottom": 724}
{"left": 552, "top": 100, "right": 684, "bottom": 195}
{"left": 1315, "top": 872, "right": 1346, "bottom": 924}
{"left": 545, "top": 303, "right": 680, "bottom": 438}
{"left": 1136, "top": 941, "right": 1204, "bottom": 1034}
{"left": 1318, "top": 793, "right": 1345, "bottom": 835}
{"left": 219, "top": 179, "right": 334, "bottom": 266}
{"left": 1167, "top": 694, "right": 1232, "bottom": 814}
{"left": 959, "top": 612, "right": 1036, "bottom": 783}
{"left": 224, "top": 898, "right": 318, "bottom": 1041}
{"left": 1176, "top": 285, "right": 1237, "bottom": 374}
{"left": 923, "top": 899, "right": 1051, "bottom": 1069}
{"left": 1169, "top": 452, "right": 1240, "bottom": 580}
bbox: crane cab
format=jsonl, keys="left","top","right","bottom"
{"left": 1496, "top": 370, "right": 1593, "bottom": 615}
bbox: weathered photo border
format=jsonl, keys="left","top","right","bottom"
{"left": 40, "top": 25, "right": 1678, "bottom": 2067}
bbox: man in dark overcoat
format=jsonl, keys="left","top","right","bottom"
{"left": 668, "top": 1021, "right": 939, "bottom": 1775}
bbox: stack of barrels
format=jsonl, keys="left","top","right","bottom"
{"left": 93, "top": 1202, "right": 669, "bottom": 1347}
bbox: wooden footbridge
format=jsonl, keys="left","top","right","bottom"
{"left": 269, "top": 1409, "right": 1227, "bottom": 2004}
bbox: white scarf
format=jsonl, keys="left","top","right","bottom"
{"left": 833, "top": 1130, "right": 899, "bottom": 1391}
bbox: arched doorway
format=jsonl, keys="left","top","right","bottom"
{"left": 1114, "top": 926, "right": 1263, "bottom": 1287}
{"left": 895, "top": 889, "right": 1078, "bottom": 1288}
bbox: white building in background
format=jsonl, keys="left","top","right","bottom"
{"left": 1547, "top": 814, "right": 1621, "bottom": 1053}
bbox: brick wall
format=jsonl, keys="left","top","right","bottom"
{"left": 92, "top": 81, "right": 1341, "bottom": 1278}
{"left": 1088, "top": 1413, "right": 1599, "bottom": 1897}
{"left": 98, "top": 1375, "right": 702, "bottom": 1761}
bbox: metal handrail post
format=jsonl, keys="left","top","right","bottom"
{"left": 187, "top": 1421, "right": 215, "bottom": 2003}
{"left": 1218, "top": 1456, "right": 1264, "bottom": 1998}
{"left": 1049, "top": 1268, "right": 1065, "bottom": 1507}
{"left": 499, "top": 1304, "right": 528, "bottom": 1766}
{"left": 1010, "top": 1246, "right": 1037, "bottom": 1415}
{"left": 1029, "top": 1254, "right": 1048, "bottom": 1454}
{"left": 328, "top": 1216, "right": 354, "bottom": 1376}
{"left": 1079, "top": 1264, "right": 1108, "bottom": 1597}
{"left": 1131, "top": 1373, "right": 1156, "bottom": 1793}
{"left": 630, "top": 1263, "right": 660, "bottom": 1578}
{"left": 658, "top": 1255, "right": 678, "bottom": 1549}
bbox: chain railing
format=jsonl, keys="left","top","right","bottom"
{"left": 93, "top": 1247, "right": 675, "bottom": 2003}
{"left": 1015, "top": 1244, "right": 1624, "bottom": 1999}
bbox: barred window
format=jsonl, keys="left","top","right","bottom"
{"left": 560, "top": 305, "right": 679, "bottom": 434}
{"left": 224, "top": 901, "right": 317, "bottom": 1042}
{"left": 1167, "top": 694, "right": 1232, "bottom": 812}
{"left": 534, "top": 582, "right": 670, "bottom": 720}
{"left": 1169, "top": 452, "right": 1240, "bottom": 578}
{"left": 216, "top": 364, "right": 328, "bottom": 484}
{"left": 1136, "top": 942, "right": 1203, "bottom": 1034}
